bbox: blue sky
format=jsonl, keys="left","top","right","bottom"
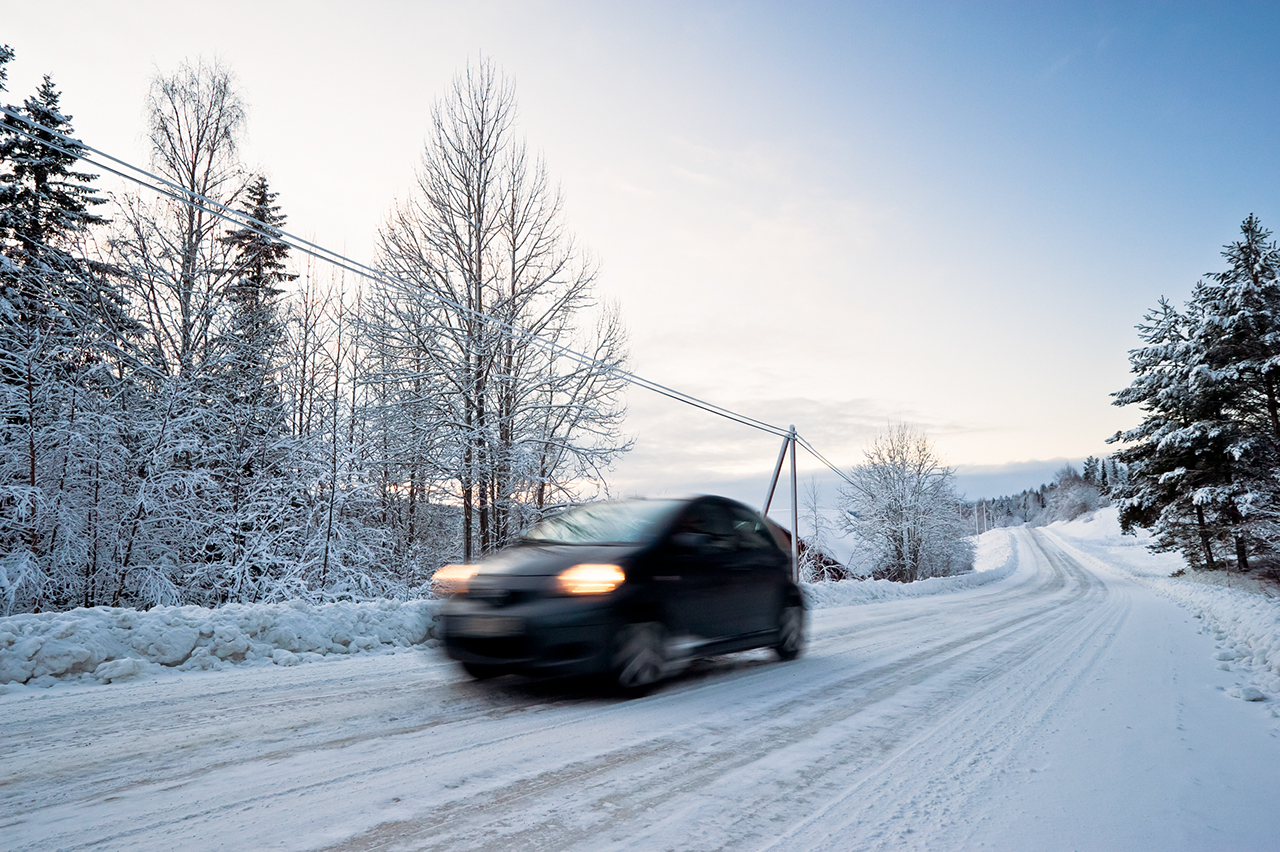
{"left": 4, "top": 1, "right": 1279, "bottom": 506}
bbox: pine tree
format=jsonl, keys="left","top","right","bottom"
{"left": 1184, "top": 217, "right": 1280, "bottom": 568}
{"left": 0, "top": 76, "right": 127, "bottom": 357}
{"left": 1112, "top": 217, "right": 1280, "bottom": 572}
{"left": 218, "top": 175, "right": 294, "bottom": 411}
{"left": 1082, "top": 456, "right": 1099, "bottom": 486}
{"left": 0, "top": 46, "right": 12, "bottom": 95}
{"left": 199, "top": 175, "right": 300, "bottom": 602}
{"left": 0, "top": 68, "right": 136, "bottom": 612}
{"left": 1194, "top": 215, "right": 1280, "bottom": 443}
{"left": 1111, "top": 299, "right": 1222, "bottom": 568}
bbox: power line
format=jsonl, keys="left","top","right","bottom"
{"left": 1, "top": 105, "right": 867, "bottom": 475}
{"left": 795, "top": 434, "right": 858, "bottom": 488}
{"left": 1, "top": 104, "right": 797, "bottom": 440}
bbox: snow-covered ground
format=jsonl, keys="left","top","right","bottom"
{"left": 1046, "top": 506, "right": 1280, "bottom": 701}
{"left": 4, "top": 513, "right": 1280, "bottom": 850}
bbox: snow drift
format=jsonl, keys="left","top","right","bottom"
{"left": 802, "top": 527, "right": 1017, "bottom": 609}
{"left": 0, "top": 598, "right": 442, "bottom": 688}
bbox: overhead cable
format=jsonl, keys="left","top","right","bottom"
{"left": 1, "top": 105, "right": 796, "bottom": 440}
{"left": 2, "top": 107, "right": 878, "bottom": 459}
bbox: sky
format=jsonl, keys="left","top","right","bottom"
{"left": 4, "top": 1, "right": 1279, "bottom": 510}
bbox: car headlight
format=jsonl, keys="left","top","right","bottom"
{"left": 556, "top": 563, "right": 625, "bottom": 595}
{"left": 432, "top": 564, "right": 481, "bottom": 595}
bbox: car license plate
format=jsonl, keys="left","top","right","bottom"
{"left": 453, "top": 614, "right": 524, "bottom": 637}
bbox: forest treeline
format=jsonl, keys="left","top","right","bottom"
{"left": 0, "top": 51, "right": 629, "bottom": 615}
{"left": 969, "top": 456, "right": 1126, "bottom": 530}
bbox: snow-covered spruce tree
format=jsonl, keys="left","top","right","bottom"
{"left": 1112, "top": 217, "right": 1280, "bottom": 572}
{"left": 1187, "top": 215, "right": 1280, "bottom": 565}
{"left": 839, "top": 425, "right": 972, "bottom": 582}
{"left": 370, "top": 58, "right": 629, "bottom": 563}
{"left": 0, "top": 63, "right": 136, "bottom": 614}
{"left": 188, "top": 175, "right": 308, "bottom": 603}
{"left": 1111, "top": 298, "right": 1228, "bottom": 568}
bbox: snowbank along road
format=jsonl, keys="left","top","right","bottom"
{"left": 4, "top": 525, "right": 1279, "bottom": 851}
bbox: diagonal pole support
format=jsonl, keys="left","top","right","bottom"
{"left": 763, "top": 431, "right": 791, "bottom": 515}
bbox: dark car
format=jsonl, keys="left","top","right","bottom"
{"left": 434, "top": 495, "right": 806, "bottom": 693}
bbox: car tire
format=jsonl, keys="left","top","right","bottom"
{"left": 774, "top": 605, "right": 804, "bottom": 661}
{"left": 462, "top": 661, "right": 504, "bottom": 680}
{"left": 611, "top": 621, "right": 667, "bottom": 694}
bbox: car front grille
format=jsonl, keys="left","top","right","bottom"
{"left": 466, "top": 584, "right": 538, "bottom": 608}
{"left": 454, "top": 635, "right": 536, "bottom": 661}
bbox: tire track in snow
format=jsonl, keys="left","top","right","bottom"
{"left": 757, "top": 530, "right": 1129, "bottom": 851}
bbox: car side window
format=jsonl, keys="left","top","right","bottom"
{"left": 674, "top": 503, "right": 735, "bottom": 553}
{"left": 728, "top": 506, "right": 776, "bottom": 552}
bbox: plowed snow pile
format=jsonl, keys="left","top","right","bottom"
{"left": 0, "top": 599, "right": 441, "bottom": 688}
{"left": 9, "top": 510, "right": 1279, "bottom": 701}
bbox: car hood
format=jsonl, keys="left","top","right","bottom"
{"left": 473, "top": 542, "right": 643, "bottom": 577}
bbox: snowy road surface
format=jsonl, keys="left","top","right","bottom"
{"left": 5, "top": 527, "right": 1279, "bottom": 851}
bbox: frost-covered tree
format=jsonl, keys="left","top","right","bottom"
{"left": 115, "top": 58, "right": 246, "bottom": 376}
{"left": 184, "top": 175, "right": 306, "bottom": 603}
{"left": 0, "top": 61, "right": 139, "bottom": 614}
{"left": 839, "top": 425, "right": 972, "bottom": 582}
{"left": 1111, "top": 298, "right": 1227, "bottom": 568}
{"left": 0, "top": 45, "right": 12, "bottom": 91}
{"left": 798, "top": 477, "right": 845, "bottom": 582}
{"left": 1112, "top": 216, "right": 1280, "bottom": 572}
{"left": 371, "top": 58, "right": 629, "bottom": 561}
{"left": 104, "top": 58, "right": 259, "bottom": 605}
{"left": 1046, "top": 464, "right": 1103, "bottom": 522}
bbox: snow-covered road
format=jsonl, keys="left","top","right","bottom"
{"left": 5, "top": 527, "right": 1279, "bottom": 851}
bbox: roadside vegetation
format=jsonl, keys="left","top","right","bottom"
{"left": 0, "top": 49, "right": 627, "bottom": 615}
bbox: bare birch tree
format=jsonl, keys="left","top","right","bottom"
{"left": 121, "top": 57, "right": 246, "bottom": 376}
{"left": 370, "top": 58, "right": 629, "bottom": 561}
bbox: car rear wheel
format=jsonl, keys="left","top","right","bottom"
{"left": 774, "top": 605, "right": 804, "bottom": 661}
{"left": 611, "top": 621, "right": 666, "bottom": 694}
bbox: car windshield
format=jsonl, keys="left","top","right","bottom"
{"left": 523, "top": 500, "right": 681, "bottom": 545}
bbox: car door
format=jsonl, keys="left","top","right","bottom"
{"left": 725, "top": 503, "right": 791, "bottom": 636}
{"left": 659, "top": 500, "right": 742, "bottom": 642}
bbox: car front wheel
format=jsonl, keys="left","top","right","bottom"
{"left": 611, "top": 621, "right": 667, "bottom": 694}
{"left": 774, "top": 605, "right": 804, "bottom": 661}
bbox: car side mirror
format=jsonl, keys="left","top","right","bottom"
{"left": 670, "top": 532, "right": 712, "bottom": 551}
